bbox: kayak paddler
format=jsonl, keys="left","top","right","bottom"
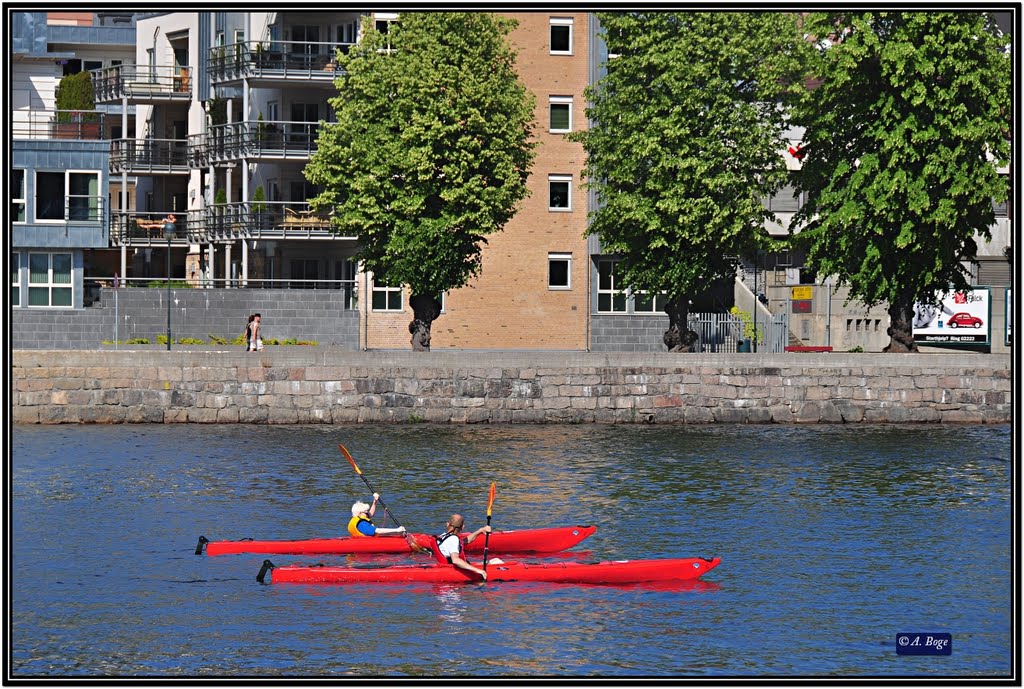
{"left": 348, "top": 493, "right": 407, "bottom": 537}
{"left": 431, "top": 514, "right": 501, "bottom": 580}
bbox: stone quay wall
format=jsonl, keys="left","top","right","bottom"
{"left": 12, "top": 349, "right": 1011, "bottom": 425}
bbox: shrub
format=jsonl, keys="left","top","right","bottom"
{"left": 179, "top": 337, "right": 205, "bottom": 345}
{"left": 55, "top": 72, "right": 97, "bottom": 122}
{"left": 146, "top": 280, "right": 192, "bottom": 288}
{"left": 127, "top": 338, "right": 150, "bottom": 344}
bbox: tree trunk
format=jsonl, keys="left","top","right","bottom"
{"left": 409, "top": 294, "right": 442, "bottom": 352}
{"left": 884, "top": 296, "right": 918, "bottom": 353}
{"left": 662, "top": 295, "right": 699, "bottom": 352}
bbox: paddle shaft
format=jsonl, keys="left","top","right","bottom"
{"left": 339, "top": 443, "right": 426, "bottom": 553}
{"left": 482, "top": 482, "right": 496, "bottom": 574}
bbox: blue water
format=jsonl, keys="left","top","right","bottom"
{"left": 10, "top": 424, "right": 1013, "bottom": 678}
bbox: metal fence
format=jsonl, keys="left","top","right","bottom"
{"left": 687, "top": 311, "right": 790, "bottom": 353}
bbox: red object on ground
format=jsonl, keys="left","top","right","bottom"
{"left": 198, "top": 525, "right": 597, "bottom": 556}
{"left": 261, "top": 555, "right": 721, "bottom": 585}
{"left": 784, "top": 346, "right": 833, "bottom": 353}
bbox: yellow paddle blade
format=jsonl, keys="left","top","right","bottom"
{"left": 487, "top": 482, "right": 496, "bottom": 517}
{"left": 338, "top": 443, "right": 362, "bottom": 475}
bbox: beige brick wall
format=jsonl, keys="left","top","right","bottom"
{"left": 364, "top": 12, "right": 593, "bottom": 350}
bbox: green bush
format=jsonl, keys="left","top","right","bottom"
{"left": 208, "top": 333, "right": 229, "bottom": 345}
{"left": 127, "top": 338, "right": 150, "bottom": 344}
{"left": 179, "top": 337, "right": 205, "bottom": 345}
{"left": 55, "top": 72, "right": 97, "bottom": 122}
{"left": 146, "top": 280, "right": 192, "bottom": 288}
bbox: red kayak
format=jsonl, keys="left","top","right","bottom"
{"left": 196, "top": 525, "right": 596, "bottom": 557}
{"left": 257, "top": 556, "right": 721, "bottom": 585}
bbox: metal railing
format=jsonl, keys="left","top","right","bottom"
{"left": 193, "top": 120, "right": 320, "bottom": 164}
{"left": 208, "top": 40, "right": 353, "bottom": 81}
{"left": 11, "top": 109, "right": 108, "bottom": 140}
{"left": 200, "top": 201, "right": 352, "bottom": 241}
{"left": 83, "top": 276, "right": 359, "bottom": 304}
{"left": 110, "top": 138, "right": 190, "bottom": 173}
{"left": 687, "top": 311, "right": 789, "bottom": 353}
{"left": 92, "top": 63, "right": 193, "bottom": 103}
{"left": 110, "top": 212, "right": 193, "bottom": 245}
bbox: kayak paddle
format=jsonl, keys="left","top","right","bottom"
{"left": 338, "top": 442, "right": 427, "bottom": 553}
{"left": 482, "top": 482, "right": 496, "bottom": 576}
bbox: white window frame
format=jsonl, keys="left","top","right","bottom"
{"left": 548, "top": 175, "right": 572, "bottom": 211}
{"left": 371, "top": 277, "right": 404, "bottom": 311}
{"left": 12, "top": 169, "right": 26, "bottom": 223}
{"left": 631, "top": 288, "right": 668, "bottom": 313}
{"left": 548, "top": 253, "right": 572, "bottom": 291}
{"left": 27, "top": 252, "right": 73, "bottom": 308}
{"left": 549, "top": 96, "right": 573, "bottom": 133}
{"left": 12, "top": 251, "right": 21, "bottom": 308}
{"left": 34, "top": 170, "right": 101, "bottom": 223}
{"left": 550, "top": 17, "right": 573, "bottom": 55}
{"left": 596, "top": 258, "right": 627, "bottom": 313}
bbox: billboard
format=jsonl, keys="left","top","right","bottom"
{"left": 913, "top": 287, "right": 991, "bottom": 346}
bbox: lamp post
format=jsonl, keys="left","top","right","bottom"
{"left": 164, "top": 216, "right": 177, "bottom": 351}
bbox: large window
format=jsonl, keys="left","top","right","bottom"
{"left": 549, "top": 96, "right": 572, "bottom": 133}
{"left": 290, "top": 258, "right": 319, "bottom": 289}
{"left": 11, "top": 252, "right": 20, "bottom": 307}
{"left": 35, "top": 171, "right": 100, "bottom": 221}
{"left": 548, "top": 175, "right": 572, "bottom": 211}
{"left": 28, "top": 252, "right": 72, "bottom": 307}
{"left": 550, "top": 17, "right": 573, "bottom": 55}
{"left": 597, "top": 259, "right": 626, "bottom": 312}
{"left": 548, "top": 253, "right": 572, "bottom": 290}
{"left": 12, "top": 170, "right": 26, "bottom": 222}
{"left": 762, "top": 182, "right": 804, "bottom": 214}
{"left": 372, "top": 277, "right": 404, "bottom": 311}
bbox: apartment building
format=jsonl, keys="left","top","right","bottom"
{"left": 10, "top": 11, "right": 137, "bottom": 309}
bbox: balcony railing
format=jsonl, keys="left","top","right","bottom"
{"left": 110, "top": 211, "right": 194, "bottom": 245}
{"left": 110, "top": 138, "right": 190, "bottom": 174}
{"left": 208, "top": 40, "right": 352, "bottom": 82}
{"left": 11, "top": 109, "right": 107, "bottom": 140}
{"left": 33, "top": 195, "right": 105, "bottom": 223}
{"left": 193, "top": 120, "right": 320, "bottom": 164}
{"left": 201, "top": 201, "right": 348, "bottom": 241}
{"left": 93, "top": 64, "right": 193, "bottom": 103}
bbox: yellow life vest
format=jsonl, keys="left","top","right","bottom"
{"left": 348, "top": 514, "right": 373, "bottom": 537}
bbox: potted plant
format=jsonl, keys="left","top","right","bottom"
{"left": 730, "top": 306, "right": 763, "bottom": 352}
{"left": 55, "top": 71, "right": 101, "bottom": 139}
{"left": 251, "top": 184, "right": 268, "bottom": 230}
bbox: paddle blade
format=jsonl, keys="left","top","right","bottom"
{"left": 487, "top": 482, "right": 496, "bottom": 517}
{"left": 339, "top": 443, "right": 361, "bottom": 474}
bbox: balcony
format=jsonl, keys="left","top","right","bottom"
{"left": 196, "top": 202, "right": 357, "bottom": 242}
{"left": 93, "top": 64, "right": 193, "bottom": 105}
{"left": 11, "top": 110, "right": 107, "bottom": 141}
{"left": 110, "top": 138, "right": 189, "bottom": 174}
{"left": 208, "top": 40, "right": 351, "bottom": 85}
{"left": 192, "top": 120, "right": 319, "bottom": 165}
{"left": 109, "top": 211, "right": 195, "bottom": 246}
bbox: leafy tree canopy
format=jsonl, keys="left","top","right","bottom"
{"left": 791, "top": 12, "right": 1011, "bottom": 350}
{"left": 572, "top": 12, "right": 810, "bottom": 301}
{"left": 306, "top": 12, "right": 536, "bottom": 301}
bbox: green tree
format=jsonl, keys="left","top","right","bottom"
{"left": 791, "top": 12, "right": 1011, "bottom": 352}
{"left": 55, "top": 71, "right": 97, "bottom": 123}
{"left": 306, "top": 12, "right": 536, "bottom": 350}
{"left": 570, "top": 12, "right": 810, "bottom": 351}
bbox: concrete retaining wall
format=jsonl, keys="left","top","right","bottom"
{"left": 12, "top": 350, "right": 1011, "bottom": 425}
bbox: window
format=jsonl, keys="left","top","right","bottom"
{"left": 548, "top": 175, "right": 572, "bottom": 211}
{"left": 597, "top": 259, "right": 626, "bottom": 312}
{"left": 11, "top": 252, "right": 20, "bottom": 307}
{"left": 549, "top": 96, "right": 572, "bottom": 133}
{"left": 35, "top": 171, "right": 100, "bottom": 222}
{"left": 633, "top": 289, "right": 668, "bottom": 313}
{"left": 290, "top": 258, "right": 319, "bottom": 289}
{"left": 291, "top": 25, "right": 320, "bottom": 57}
{"left": 12, "top": 170, "right": 26, "bottom": 222}
{"left": 337, "top": 21, "right": 357, "bottom": 52}
{"left": 548, "top": 253, "right": 571, "bottom": 290}
{"left": 28, "top": 252, "right": 72, "bottom": 307}
{"left": 372, "top": 277, "right": 404, "bottom": 311}
{"left": 762, "top": 183, "right": 801, "bottom": 213}
{"left": 550, "top": 17, "right": 573, "bottom": 55}
{"left": 290, "top": 103, "right": 319, "bottom": 144}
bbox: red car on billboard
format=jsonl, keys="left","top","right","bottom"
{"left": 947, "top": 312, "right": 983, "bottom": 328}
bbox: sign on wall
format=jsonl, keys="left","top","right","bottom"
{"left": 913, "top": 287, "right": 991, "bottom": 346}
